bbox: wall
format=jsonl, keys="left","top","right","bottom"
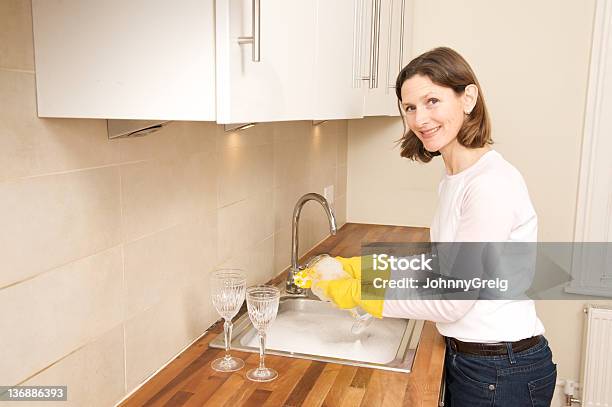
{"left": 0, "top": 1, "right": 347, "bottom": 405}
{"left": 347, "top": 0, "right": 612, "bottom": 404}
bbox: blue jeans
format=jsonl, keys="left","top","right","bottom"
{"left": 444, "top": 336, "right": 557, "bottom": 407}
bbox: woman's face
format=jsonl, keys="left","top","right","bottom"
{"left": 400, "top": 74, "right": 472, "bottom": 153}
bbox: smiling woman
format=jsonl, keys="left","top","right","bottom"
{"left": 395, "top": 47, "right": 492, "bottom": 164}
{"left": 386, "top": 47, "right": 556, "bottom": 407}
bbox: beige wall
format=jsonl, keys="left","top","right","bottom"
{"left": 347, "top": 0, "right": 612, "bottom": 402}
{"left": 0, "top": 1, "right": 347, "bottom": 405}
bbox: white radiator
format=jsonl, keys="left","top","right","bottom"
{"left": 581, "top": 305, "right": 612, "bottom": 406}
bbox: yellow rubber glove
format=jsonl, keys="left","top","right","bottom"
{"left": 314, "top": 256, "right": 386, "bottom": 318}
{"left": 293, "top": 256, "right": 360, "bottom": 289}
{"left": 335, "top": 256, "right": 362, "bottom": 278}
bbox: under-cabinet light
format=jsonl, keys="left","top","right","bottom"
{"left": 224, "top": 123, "right": 257, "bottom": 132}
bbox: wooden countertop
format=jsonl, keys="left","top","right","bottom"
{"left": 120, "top": 223, "right": 445, "bottom": 407}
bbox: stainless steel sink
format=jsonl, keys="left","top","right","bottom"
{"left": 210, "top": 296, "right": 423, "bottom": 373}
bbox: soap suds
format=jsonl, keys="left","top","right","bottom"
{"left": 242, "top": 307, "right": 406, "bottom": 364}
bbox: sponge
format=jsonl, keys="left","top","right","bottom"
{"left": 294, "top": 255, "right": 349, "bottom": 301}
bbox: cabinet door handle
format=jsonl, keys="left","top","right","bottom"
{"left": 238, "top": 0, "right": 261, "bottom": 62}
{"left": 370, "top": 0, "right": 382, "bottom": 88}
{"left": 398, "top": 0, "right": 406, "bottom": 73}
{"left": 358, "top": 0, "right": 381, "bottom": 88}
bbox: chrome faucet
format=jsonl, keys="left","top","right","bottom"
{"left": 286, "top": 193, "right": 337, "bottom": 295}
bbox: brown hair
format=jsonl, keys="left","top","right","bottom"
{"left": 395, "top": 47, "right": 492, "bottom": 162}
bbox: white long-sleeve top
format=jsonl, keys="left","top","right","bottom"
{"left": 382, "top": 150, "right": 545, "bottom": 342}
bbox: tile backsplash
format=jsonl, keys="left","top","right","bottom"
{"left": 0, "top": 1, "right": 347, "bottom": 404}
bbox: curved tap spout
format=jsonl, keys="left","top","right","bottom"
{"left": 287, "top": 193, "right": 337, "bottom": 294}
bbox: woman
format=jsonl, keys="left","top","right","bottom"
{"left": 319, "top": 47, "right": 557, "bottom": 406}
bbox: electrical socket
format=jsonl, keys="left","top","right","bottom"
{"left": 323, "top": 185, "right": 334, "bottom": 205}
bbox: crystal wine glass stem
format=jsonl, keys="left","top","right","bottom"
{"left": 258, "top": 331, "right": 266, "bottom": 370}
{"left": 223, "top": 319, "right": 233, "bottom": 360}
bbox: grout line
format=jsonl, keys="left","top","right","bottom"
{"left": 216, "top": 196, "right": 247, "bottom": 210}
{"left": 118, "top": 162, "right": 128, "bottom": 394}
{"left": 216, "top": 185, "right": 276, "bottom": 211}
{"left": 15, "top": 322, "right": 124, "bottom": 386}
{"left": 123, "top": 209, "right": 217, "bottom": 246}
{"left": 15, "top": 347, "right": 80, "bottom": 385}
{"left": 122, "top": 323, "right": 128, "bottom": 394}
{"left": 0, "top": 208, "right": 220, "bottom": 292}
{"left": 0, "top": 245, "right": 123, "bottom": 291}
{"left": 0, "top": 67, "right": 35, "bottom": 74}
{"left": 112, "top": 328, "right": 213, "bottom": 407}
{"left": 19, "top": 161, "right": 147, "bottom": 181}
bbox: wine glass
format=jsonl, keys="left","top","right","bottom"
{"left": 246, "top": 285, "right": 281, "bottom": 382}
{"left": 349, "top": 307, "right": 374, "bottom": 335}
{"left": 210, "top": 269, "right": 247, "bottom": 372}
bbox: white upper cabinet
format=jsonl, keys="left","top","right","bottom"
{"left": 32, "top": 0, "right": 216, "bottom": 121}
{"left": 312, "top": 0, "right": 364, "bottom": 120}
{"left": 216, "top": 0, "right": 317, "bottom": 123}
{"left": 31, "top": 0, "right": 405, "bottom": 122}
{"left": 358, "top": 0, "right": 413, "bottom": 116}
{"left": 216, "top": 0, "right": 364, "bottom": 124}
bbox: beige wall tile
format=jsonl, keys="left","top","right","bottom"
{"left": 273, "top": 217, "right": 312, "bottom": 277}
{"left": 297, "top": 205, "right": 320, "bottom": 255}
{"left": 180, "top": 274, "right": 220, "bottom": 345}
{"left": 216, "top": 122, "right": 272, "bottom": 149}
{"left": 0, "top": 167, "right": 122, "bottom": 288}
{"left": 0, "top": 247, "right": 123, "bottom": 385}
{"left": 0, "top": 0, "right": 35, "bottom": 70}
{"left": 217, "top": 189, "right": 274, "bottom": 262}
{"left": 218, "top": 235, "right": 275, "bottom": 286}
{"left": 217, "top": 146, "right": 248, "bottom": 206}
{"left": 336, "top": 165, "right": 347, "bottom": 199}
{"left": 218, "top": 143, "right": 273, "bottom": 207}
{"left": 273, "top": 225, "right": 292, "bottom": 275}
{"left": 309, "top": 124, "right": 338, "bottom": 172}
{"left": 271, "top": 120, "right": 311, "bottom": 144}
{"left": 335, "top": 194, "right": 347, "bottom": 228}
{"left": 120, "top": 150, "right": 217, "bottom": 242}
{"left": 0, "top": 70, "right": 119, "bottom": 183}
{"left": 124, "top": 286, "right": 215, "bottom": 391}
{"left": 302, "top": 200, "right": 336, "bottom": 247}
{"left": 3, "top": 325, "right": 126, "bottom": 407}
{"left": 248, "top": 144, "right": 274, "bottom": 199}
{"left": 274, "top": 179, "right": 340, "bottom": 264}
{"left": 337, "top": 129, "right": 348, "bottom": 166}
{"left": 124, "top": 211, "right": 217, "bottom": 318}
{"left": 306, "top": 165, "right": 338, "bottom": 244}
{"left": 273, "top": 138, "right": 310, "bottom": 189}
{"left": 309, "top": 164, "right": 336, "bottom": 198}
{"left": 273, "top": 177, "right": 311, "bottom": 232}
{"left": 315, "top": 119, "right": 342, "bottom": 134}
{"left": 119, "top": 121, "right": 217, "bottom": 163}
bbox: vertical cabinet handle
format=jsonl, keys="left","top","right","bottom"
{"left": 398, "top": 0, "right": 406, "bottom": 73}
{"left": 370, "top": 0, "right": 382, "bottom": 88}
{"left": 359, "top": 0, "right": 382, "bottom": 88}
{"left": 238, "top": 0, "right": 261, "bottom": 62}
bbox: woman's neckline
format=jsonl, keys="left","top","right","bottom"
{"left": 443, "top": 149, "right": 498, "bottom": 179}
